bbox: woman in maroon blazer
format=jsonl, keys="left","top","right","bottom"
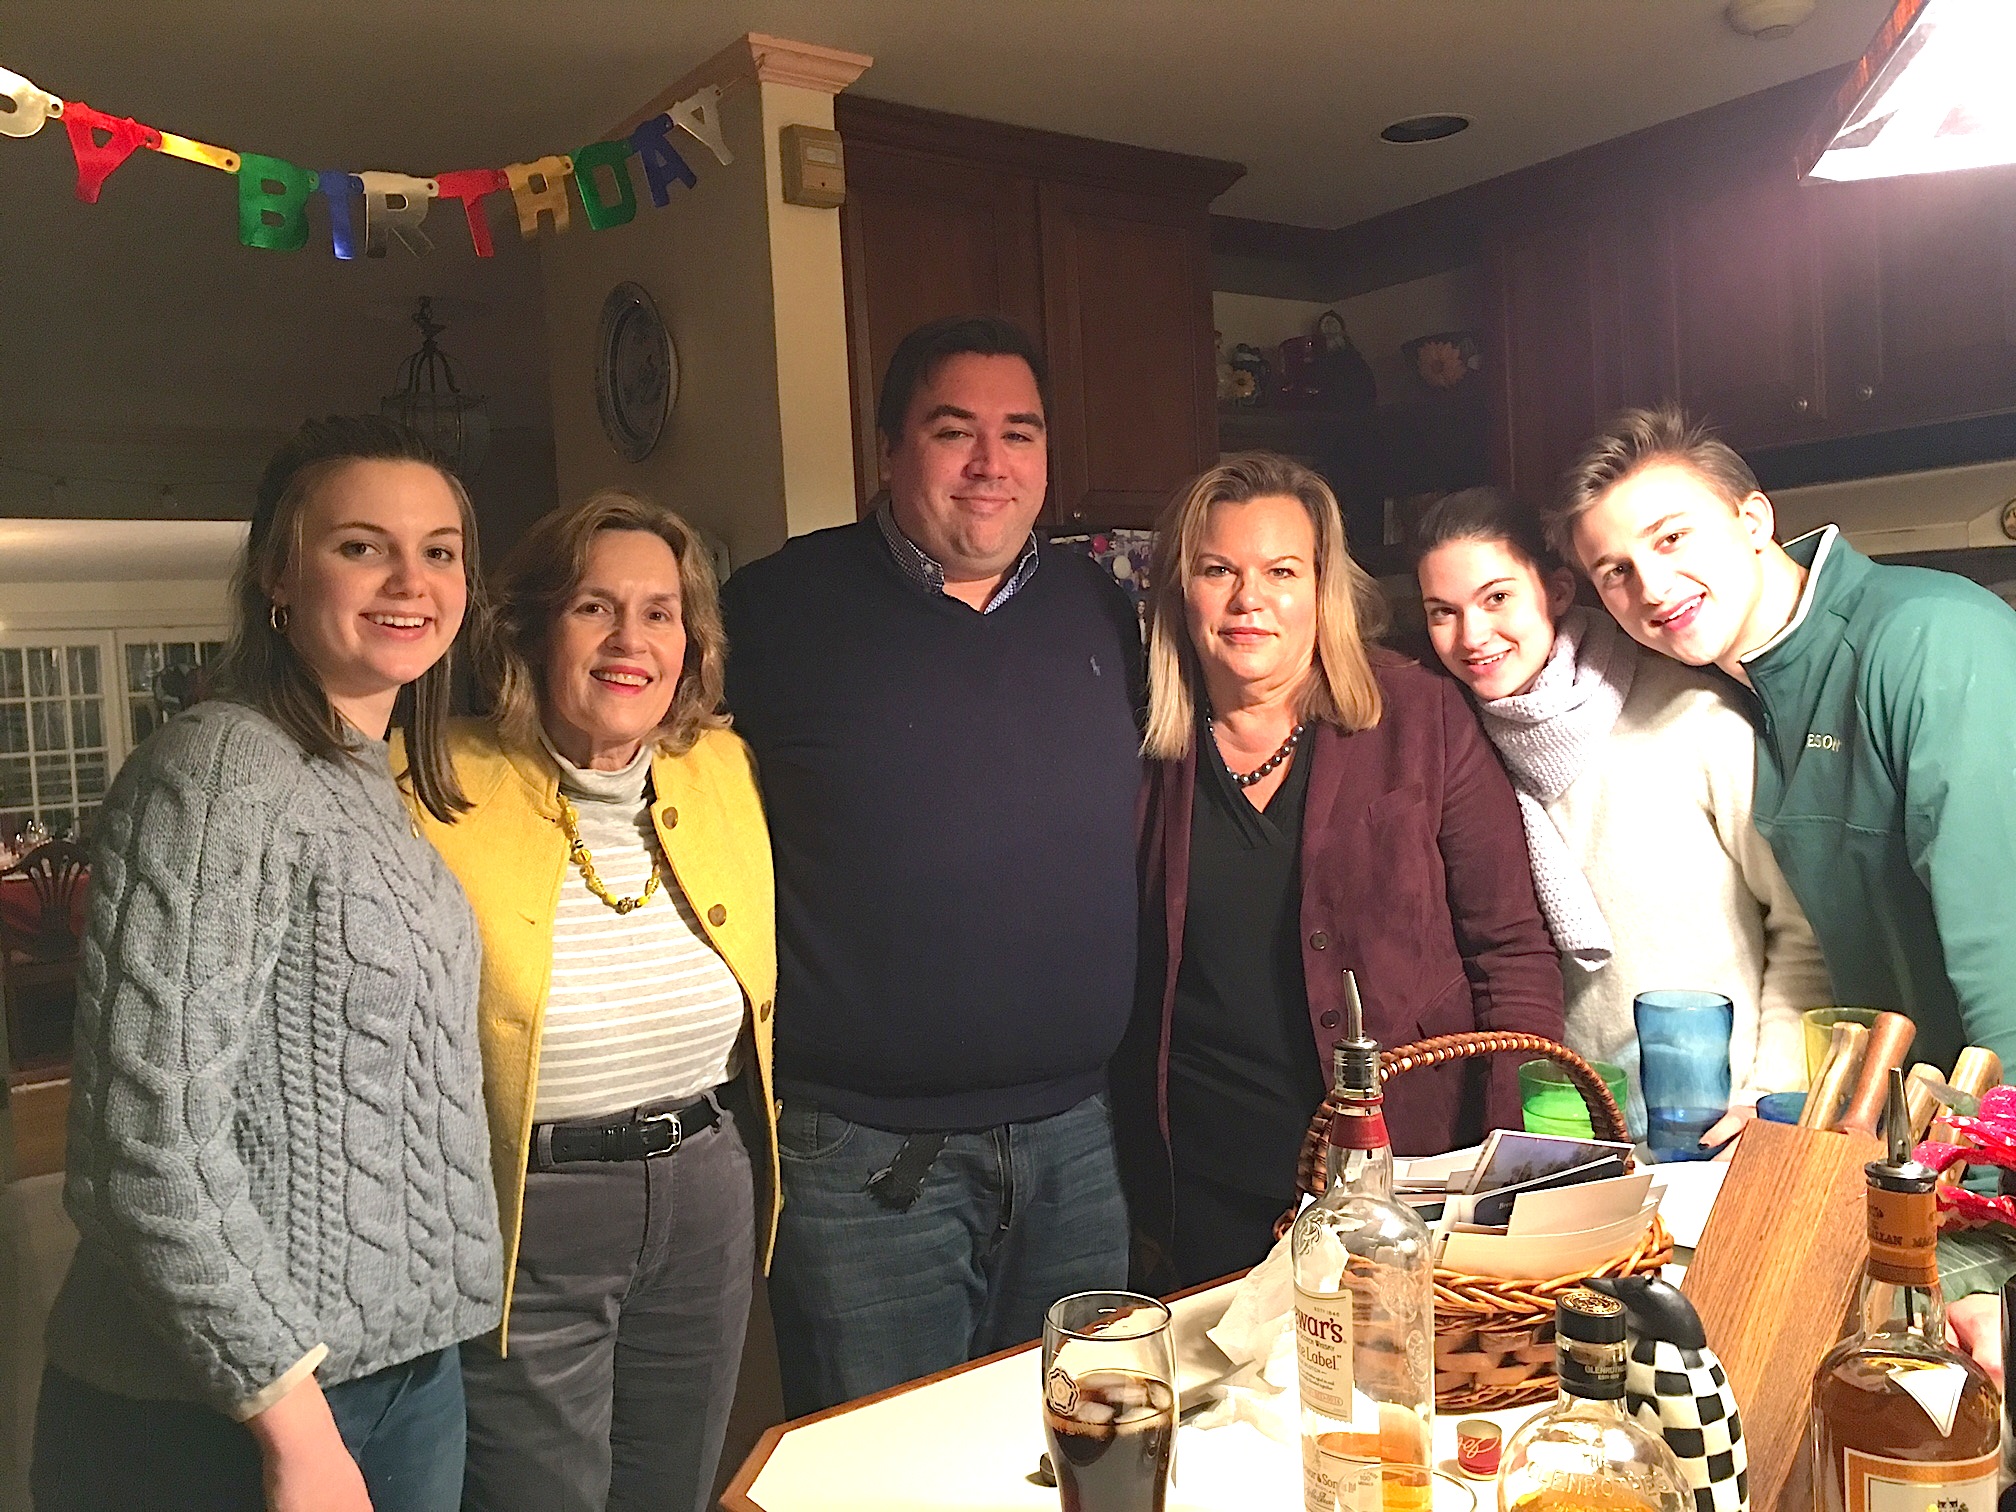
{"left": 1113, "top": 452, "right": 1564, "bottom": 1288}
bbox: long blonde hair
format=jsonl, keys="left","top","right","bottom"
{"left": 482, "top": 490, "right": 729, "bottom": 758}
{"left": 1142, "top": 452, "right": 1386, "bottom": 760}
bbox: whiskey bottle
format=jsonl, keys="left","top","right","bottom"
{"left": 1496, "top": 1288, "right": 1689, "bottom": 1512}
{"left": 1291, "top": 972, "right": 1434, "bottom": 1512}
{"left": 1812, "top": 1071, "right": 2001, "bottom": 1512}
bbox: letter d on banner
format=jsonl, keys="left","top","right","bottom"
{"left": 238, "top": 152, "right": 317, "bottom": 251}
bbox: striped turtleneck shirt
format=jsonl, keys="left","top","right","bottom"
{"left": 534, "top": 736, "right": 744, "bottom": 1122}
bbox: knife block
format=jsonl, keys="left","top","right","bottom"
{"left": 1681, "top": 1119, "right": 1880, "bottom": 1512}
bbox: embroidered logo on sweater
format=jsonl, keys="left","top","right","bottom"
{"left": 1805, "top": 732, "right": 1842, "bottom": 751}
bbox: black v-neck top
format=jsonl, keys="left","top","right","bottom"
{"left": 1165, "top": 718, "right": 1324, "bottom": 1197}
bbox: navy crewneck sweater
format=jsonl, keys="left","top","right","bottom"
{"left": 722, "top": 519, "right": 1144, "bottom": 1131}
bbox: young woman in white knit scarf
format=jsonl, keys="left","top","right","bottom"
{"left": 1413, "top": 487, "right": 1830, "bottom": 1147}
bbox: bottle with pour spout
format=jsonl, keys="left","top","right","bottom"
{"left": 1291, "top": 971, "right": 1435, "bottom": 1512}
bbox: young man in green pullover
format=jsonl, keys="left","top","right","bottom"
{"left": 1542, "top": 402, "right": 2016, "bottom": 1373}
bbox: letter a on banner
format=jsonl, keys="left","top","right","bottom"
{"left": 358, "top": 171, "right": 436, "bottom": 257}
{"left": 62, "top": 103, "right": 158, "bottom": 203}
{"left": 627, "top": 115, "right": 697, "bottom": 207}
{"left": 238, "top": 152, "right": 317, "bottom": 251}
{"left": 504, "top": 155, "right": 573, "bottom": 238}
{"left": 435, "top": 168, "right": 508, "bottom": 257}
{"left": 571, "top": 140, "right": 637, "bottom": 231}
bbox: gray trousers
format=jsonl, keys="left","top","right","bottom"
{"left": 461, "top": 1087, "right": 756, "bottom": 1512}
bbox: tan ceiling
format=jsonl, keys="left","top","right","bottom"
{"left": 0, "top": 0, "right": 1894, "bottom": 440}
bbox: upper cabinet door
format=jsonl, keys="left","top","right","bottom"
{"left": 1037, "top": 180, "right": 1218, "bottom": 529}
{"left": 1822, "top": 171, "right": 2016, "bottom": 433}
{"left": 1647, "top": 164, "right": 1829, "bottom": 452}
{"left": 839, "top": 143, "right": 1045, "bottom": 512}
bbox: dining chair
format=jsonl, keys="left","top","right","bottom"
{"left": 0, "top": 840, "right": 89, "bottom": 1077}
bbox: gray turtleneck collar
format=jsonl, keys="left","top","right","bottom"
{"left": 540, "top": 729, "right": 654, "bottom": 807}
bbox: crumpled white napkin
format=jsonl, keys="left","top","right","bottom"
{"left": 1192, "top": 1228, "right": 1301, "bottom": 1445}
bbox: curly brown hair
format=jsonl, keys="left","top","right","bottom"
{"left": 483, "top": 490, "right": 729, "bottom": 757}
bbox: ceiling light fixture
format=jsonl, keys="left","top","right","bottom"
{"left": 1380, "top": 114, "right": 1471, "bottom": 145}
{"left": 380, "top": 296, "right": 491, "bottom": 479}
{"left": 1724, "top": 0, "right": 1817, "bottom": 39}
{"left": 1804, "top": 0, "right": 2016, "bottom": 182}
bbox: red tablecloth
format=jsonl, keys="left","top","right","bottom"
{"left": 0, "top": 872, "right": 88, "bottom": 943}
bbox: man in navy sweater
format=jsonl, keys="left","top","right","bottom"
{"left": 721, "top": 316, "right": 1145, "bottom": 1414}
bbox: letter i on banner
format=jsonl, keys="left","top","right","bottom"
{"left": 317, "top": 172, "right": 363, "bottom": 260}
{"left": 571, "top": 140, "right": 637, "bottom": 230}
{"left": 503, "top": 155, "right": 572, "bottom": 238}
{"left": 62, "top": 103, "right": 158, "bottom": 203}
{"left": 435, "top": 168, "right": 508, "bottom": 257}
{"left": 357, "top": 171, "right": 436, "bottom": 256}
{"left": 627, "top": 115, "right": 697, "bottom": 207}
{"left": 237, "top": 152, "right": 317, "bottom": 251}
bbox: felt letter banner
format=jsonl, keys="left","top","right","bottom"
{"left": 357, "top": 170, "right": 436, "bottom": 257}
{"left": 0, "top": 66, "right": 61, "bottom": 139}
{"left": 627, "top": 114, "right": 697, "bottom": 207}
{"left": 503, "top": 155, "right": 572, "bottom": 238}
{"left": 434, "top": 168, "right": 508, "bottom": 257}
{"left": 237, "top": 152, "right": 316, "bottom": 251}
{"left": 571, "top": 139, "right": 637, "bottom": 230}
{"left": 62, "top": 103, "right": 159, "bottom": 203}
{"left": 316, "top": 171, "right": 363, "bottom": 260}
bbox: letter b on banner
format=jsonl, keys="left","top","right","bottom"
{"left": 238, "top": 152, "right": 316, "bottom": 251}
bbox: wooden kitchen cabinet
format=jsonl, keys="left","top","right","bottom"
{"left": 1819, "top": 170, "right": 2016, "bottom": 435}
{"left": 836, "top": 96, "right": 1241, "bottom": 528}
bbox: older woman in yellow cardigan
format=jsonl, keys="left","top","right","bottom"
{"left": 415, "top": 490, "right": 776, "bottom": 1512}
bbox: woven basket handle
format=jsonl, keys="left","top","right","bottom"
{"left": 1293, "top": 1030, "right": 1628, "bottom": 1201}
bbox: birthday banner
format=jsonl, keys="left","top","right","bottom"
{"left": 0, "top": 61, "right": 733, "bottom": 258}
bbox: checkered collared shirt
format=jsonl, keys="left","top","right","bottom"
{"left": 875, "top": 500, "right": 1039, "bottom": 614}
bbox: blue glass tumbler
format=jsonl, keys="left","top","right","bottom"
{"left": 1633, "top": 990, "right": 1735, "bottom": 1162}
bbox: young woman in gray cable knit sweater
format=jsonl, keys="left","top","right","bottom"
{"left": 32, "top": 417, "right": 502, "bottom": 1512}
{"left": 1415, "top": 488, "right": 1831, "bottom": 1146}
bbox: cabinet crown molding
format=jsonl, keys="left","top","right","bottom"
{"left": 611, "top": 32, "right": 874, "bottom": 138}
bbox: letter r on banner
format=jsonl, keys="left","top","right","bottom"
{"left": 357, "top": 171, "right": 436, "bottom": 257}
{"left": 504, "top": 155, "right": 573, "bottom": 238}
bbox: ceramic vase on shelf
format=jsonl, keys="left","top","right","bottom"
{"left": 1313, "top": 309, "right": 1377, "bottom": 414}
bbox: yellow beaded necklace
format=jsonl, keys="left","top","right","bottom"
{"left": 555, "top": 794, "right": 660, "bottom": 915}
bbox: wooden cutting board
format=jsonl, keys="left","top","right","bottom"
{"left": 1681, "top": 1120, "right": 1880, "bottom": 1512}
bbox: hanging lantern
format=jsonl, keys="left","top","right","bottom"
{"left": 379, "top": 296, "right": 491, "bottom": 478}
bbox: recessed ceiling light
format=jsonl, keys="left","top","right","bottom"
{"left": 1380, "top": 114, "right": 1471, "bottom": 144}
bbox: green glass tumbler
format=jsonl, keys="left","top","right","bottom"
{"left": 1519, "top": 1058, "right": 1629, "bottom": 1139}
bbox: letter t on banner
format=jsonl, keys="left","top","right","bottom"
{"left": 357, "top": 171, "right": 436, "bottom": 257}
{"left": 504, "top": 155, "right": 573, "bottom": 239}
{"left": 435, "top": 168, "right": 508, "bottom": 257}
{"left": 627, "top": 115, "right": 697, "bottom": 207}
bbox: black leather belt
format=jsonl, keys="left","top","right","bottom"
{"left": 531, "top": 1094, "right": 720, "bottom": 1168}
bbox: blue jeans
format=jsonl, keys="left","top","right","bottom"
{"left": 32, "top": 1347, "right": 465, "bottom": 1512}
{"left": 767, "top": 1091, "right": 1129, "bottom": 1416}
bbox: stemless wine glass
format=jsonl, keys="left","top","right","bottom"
{"left": 1041, "top": 1291, "right": 1178, "bottom": 1512}
{"left": 1634, "top": 990, "right": 1735, "bottom": 1162}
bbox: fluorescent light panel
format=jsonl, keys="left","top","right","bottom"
{"left": 1805, "top": 0, "right": 2016, "bottom": 183}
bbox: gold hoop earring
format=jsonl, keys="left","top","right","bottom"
{"left": 269, "top": 603, "right": 289, "bottom": 633}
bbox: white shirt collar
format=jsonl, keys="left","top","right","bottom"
{"left": 1740, "top": 524, "right": 1838, "bottom": 664}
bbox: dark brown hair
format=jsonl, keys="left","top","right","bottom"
{"left": 219, "top": 415, "right": 481, "bottom": 822}
{"left": 1413, "top": 486, "right": 1560, "bottom": 575}
{"left": 1143, "top": 452, "right": 1387, "bottom": 759}
{"left": 875, "top": 315, "right": 1050, "bottom": 443}
{"left": 1545, "top": 403, "right": 1761, "bottom": 559}
{"left": 483, "top": 490, "right": 728, "bottom": 758}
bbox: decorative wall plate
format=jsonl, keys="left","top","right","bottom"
{"left": 595, "top": 281, "right": 676, "bottom": 461}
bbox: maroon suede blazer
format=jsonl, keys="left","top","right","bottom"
{"left": 1113, "top": 654, "right": 1564, "bottom": 1249}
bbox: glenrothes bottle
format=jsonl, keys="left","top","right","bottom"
{"left": 1496, "top": 1289, "right": 1690, "bottom": 1512}
{"left": 1290, "top": 972, "right": 1434, "bottom": 1512}
{"left": 1812, "top": 1071, "right": 2001, "bottom": 1512}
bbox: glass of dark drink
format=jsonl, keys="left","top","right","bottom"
{"left": 1041, "top": 1291, "right": 1178, "bottom": 1512}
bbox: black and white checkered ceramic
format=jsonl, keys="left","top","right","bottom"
{"left": 1624, "top": 1336, "right": 1749, "bottom": 1512}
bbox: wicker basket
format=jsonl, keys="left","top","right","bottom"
{"left": 1293, "top": 1030, "right": 1672, "bottom": 1413}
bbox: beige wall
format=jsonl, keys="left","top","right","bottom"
{"left": 542, "top": 80, "right": 857, "bottom": 572}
